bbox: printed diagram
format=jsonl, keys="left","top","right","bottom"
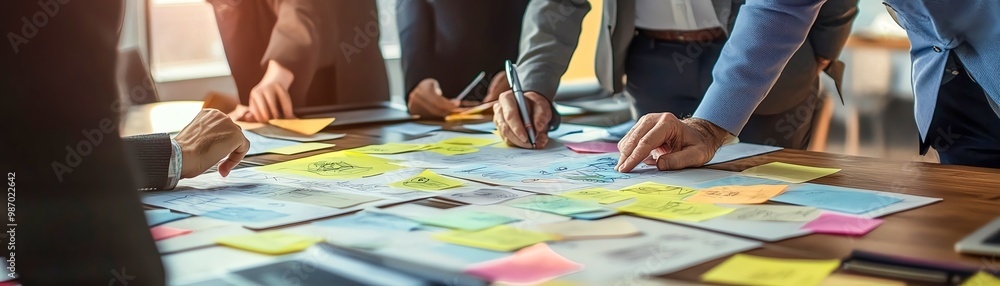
{"left": 452, "top": 188, "right": 520, "bottom": 200}
{"left": 201, "top": 207, "right": 289, "bottom": 222}
{"left": 307, "top": 160, "right": 373, "bottom": 177}
{"left": 402, "top": 176, "right": 450, "bottom": 189}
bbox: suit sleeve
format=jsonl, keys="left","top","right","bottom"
{"left": 692, "top": 0, "right": 827, "bottom": 135}
{"left": 0, "top": 1, "right": 166, "bottom": 284}
{"left": 397, "top": 0, "right": 435, "bottom": 102}
{"left": 122, "top": 134, "right": 173, "bottom": 191}
{"left": 808, "top": 0, "right": 858, "bottom": 64}
{"left": 516, "top": 0, "right": 591, "bottom": 102}
{"left": 262, "top": 0, "right": 326, "bottom": 101}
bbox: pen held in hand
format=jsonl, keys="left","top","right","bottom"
{"left": 504, "top": 60, "right": 537, "bottom": 148}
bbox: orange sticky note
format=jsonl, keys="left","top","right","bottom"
{"left": 150, "top": 226, "right": 193, "bottom": 241}
{"left": 268, "top": 118, "right": 335, "bottom": 135}
{"left": 685, "top": 185, "right": 788, "bottom": 204}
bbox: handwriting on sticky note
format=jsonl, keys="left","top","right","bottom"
{"left": 258, "top": 151, "right": 401, "bottom": 179}
{"left": 428, "top": 143, "right": 480, "bottom": 155}
{"left": 465, "top": 243, "right": 583, "bottom": 284}
{"left": 509, "top": 196, "right": 605, "bottom": 216}
{"left": 438, "top": 137, "right": 499, "bottom": 147}
{"left": 702, "top": 254, "right": 840, "bottom": 286}
{"left": 684, "top": 185, "right": 788, "bottom": 204}
{"left": 268, "top": 118, "right": 335, "bottom": 135}
{"left": 769, "top": 185, "right": 903, "bottom": 214}
{"left": 150, "top": 226, "right": 193, "bottom": 241}
{"left": 267, "top": 142, "right": 335, "bottom": 155}
{"left": 416, "top": 211, "right": 520, "bottom": 230}
{"left": 535, "top": 218, "right": 640, "bottom": 240}
{"left": 433, "top": 225, "right": 556, "bottom": 252}
{"left": 801, "top": 213, "right": 884, "bottom": 236}
{"left": 390, "top": 170, "right": 464, "bottom": 191}
{"left": 215, "top": 231, "right": 324, "bottom": 255}
{"left": 724, "top": 205, "right": 822, "bottom": 222}
{"left": 564, "top": 141, "right": 619, "bottom": 154}
{"left": 740, "top": 162, "right": 841, "bottom": 183}
{"left": 617, "top": 198, "right": 734, "bottom": 222}
{"left": 558, "top": 188, "right": 634, "bottom": 204}
{"left": 348, "top": 143, "right": 427, "bottom": 154}
{"left": 618, "top": 182, "right": 697, "bottom": 200}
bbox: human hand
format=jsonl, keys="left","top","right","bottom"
{"left": 244, "top": 60, "right": 295, "bottom": 123}
{"left": 614, "top": 114, "right": 730, "bottom": 172}
{"left": 174, "top": 109, "right": 251, "bottom": 178}
{"left": 484, "top": 71, "right": 509, "bottom": 103}
{"left": 492, "top": 90, "right": 552, "bottom": 149}
{"left": 816, "top": 56, "right": 831, "bottom": 73}
{"left": 408, "top": 78, "right": 458, "bottom": 118}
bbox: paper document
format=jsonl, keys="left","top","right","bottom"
{"left": 267, "top": 142, "right": 335, "bottom": 155}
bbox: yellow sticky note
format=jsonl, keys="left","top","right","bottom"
{"left": 427, "top": 143, "right": 480, "bottom": 155}
{"left": 617, "top": 197, "right": 734, "bottom": 222}
{"left": 559, "top": 188, "right": 635, "bottom": 204}
{"left": 433, "top": 225, "right": 556, "bottom": 252}
{"left": 741, "top": 162, "right": 841, "bottom": 183}
{"left": 258, "top": 151, "right": 401, "bottom": 179}
{"left": 268, "top": 118, "right": 335, "bottom": 135}
{"left": 267, "top": 142, "right": 335, "bottom": 155}
{"left": 701, "top": 254, "right": 840, "bottom": 286}
{"left": 459, "top": 104, "right": 493, "bottom": 115}
{"left": 617, "top": 182, "right": 698, "bottom": 200}
{"left": 438, "top": 137, "right": 500, "bottom": 147}
{"left": 390, "top": 170, "right": 464, "bottom": 191}
{"left": 963, "top": 272, "right": 1000, "bottom": 286}
{"left": 215, "top": 232, "right": 324, "bottom": 255}
{"left": 820, "top": 273, "right": 905, "bottom": 286}
{"left": 348, "top": 143, "right": 428, "bottom": 154}
{"left": 445, "top": 114, "right": 486, "bottom": 121}
{"left": 684, "top": 185, "right": 788, "bottom": 204}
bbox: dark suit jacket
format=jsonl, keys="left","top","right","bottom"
{"left": 209, "top": 0, "right": 390, "bottom": 109}
{"left": 123, "top": 134, "right": 173, "bottom": 191}
{"left": 1, "top": 1, "right": 165, "bottom": 284}
{"left": 397, "top": 0, "right": 529, "bottom": 102}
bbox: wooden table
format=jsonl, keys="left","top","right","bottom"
{"left": 129, "top": 109, "right": 1000, "bottom": 284}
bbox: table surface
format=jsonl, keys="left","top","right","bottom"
{"left": 128, "top": 106, "right": 1000, "bottom": 284}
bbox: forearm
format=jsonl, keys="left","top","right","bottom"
{"left": 516, "top": 0, "right": 591, "bottom": 101}
{"left": 808, "top": 0, "right": 859, "bottom": 66}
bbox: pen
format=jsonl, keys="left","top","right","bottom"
{"left": 505, "top": 60, "right": 537, "bottom": 148}
{"left": 454, "top": 71, "right": 486, "bottom": 103}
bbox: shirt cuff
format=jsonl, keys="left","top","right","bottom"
{"left": 165, "top": 138, "right": 183, "bottom": 190}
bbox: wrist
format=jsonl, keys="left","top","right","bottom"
{"left": 263, "top": 60, "right": 294, "bottom": 90}
{"left": 684, "top": 118, "right": 730, "bottom": 149}
{"left": 177, "top": 140, "right": 200, "bottom": 178}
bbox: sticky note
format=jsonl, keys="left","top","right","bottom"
{"left": 558, "top": 188, "right": 634, "bottom": 204}
{"left": 459, "top": 104, "right": 493, "bottom": 115}
{"left": 563, "top": 141, "right": 619, "bottom": 154}
{"left": 724, "top": 205, "right": 822, "bottom": 222}
{"left": 694, "top": 175, "right": 789, "bottom": 189}
{"left": 258, "top": 151, "right": 401, "bottom": 179}
{"left": 271, "top": 188, "right": 382, "bottom": 209}
{"left": 820, "top": 273, "right": 905, "bottom": 286}
{"left": 145, "top": 209, "right": 192, "bottom": 226}
{"left": 438, "top": 137, "right": 500, "bottom": 147}
{"left": 445, "top": 114, "right": 486, "bottom": 121}
{"left": 215, "top": 232, "right": 324, "bottom": 255}
{"left": 741, "top": 162, "right": 841, "bottom": 183}
{"left": 440, "top": 188, "right": 531, "bottom": 205}
{"left": 150, "top": 226, "right": 193, "bottom": 241}
{"left": 384, "top": 122, "right": 441, "bottom": 136}
{"left": 962, "top": 272, "right": 1000, "bottom": 286}
{"left": 251, "top": 125, "right": 346, "bottom": 142}
{"left": 802, "top": 213, "right": 884, "bottom": 236}
{"left": 390, "top": 170, "right": 465, "bottom": 191}
{"left": 427, "top": 143, "right": 480, "bottom": 155}
{"left": 313, "top": 211, "right": 420, "bottom": 231}
{"left": 433, "top": 226, "right": 556, "bottom": 252}
{"left": 684, "top": 185, "right": 788, "bottom": 204}
{"left": 617, "top": 182, "right": 698, "bottom": 200}
{"left": 701, "top": 254, "right": 840, "bottom": 286}
{"left": 348, "top": 143, "right": 427, "bottom": 154}
{"left": 770, "top": 185, "right": 903, "bottom": 214}
{"left": 617, "top": 198, "right": 734, "bottom": 222}
{"left": 509, "top": 196, "right": 606, "bottom": 216}
{"left": 268, "top": 118, "right": 335, "bottom": 135}
{"left": 416, "top": 211, "right": 520, "bottom": 230}
{"left": 465, "top": 243, "right": 583, "bottom": 284}
{"left": 535, "top": 218, "right": 640, "bottom": 240}
{"left": 267, "top": 142, "right": 335, "bottom": 155}
{"left": 463, "top": 121, "right": 497, "bottom": 133}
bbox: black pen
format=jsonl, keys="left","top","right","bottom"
{"left": 504, "top": 60, "right": 537, "bottom": 148}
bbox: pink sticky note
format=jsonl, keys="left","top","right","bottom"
{"left": 802, "top": 213, "right": 883, "bottom": 236}
{"left": 464, "top": 243, "right": 583, "bottom": 284}
{"left": 150, "top": 226, "right": 193, "bottom": 241}
{"left": 564, "top": 141, "right": 619, "bottom": 154}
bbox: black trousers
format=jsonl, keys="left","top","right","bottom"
{"left": 921, "top": 53, "right": 1000, "bottom": 168}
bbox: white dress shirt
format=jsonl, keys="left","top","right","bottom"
{"left": 635, "top": 0, "right": 721, "bottom": 31}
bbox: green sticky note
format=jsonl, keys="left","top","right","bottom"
{"left": 348, "top": 143, "right": 428, "bottom": 154}
{"left": 267, "top": 142, "right": 335, "bottom": 155}
{"left": 617, "top": 197, "right": 734, "bottom": 222}
{"left": 559, "top": 188, "right": 635, "bottom": 204}
{"left": 617, "top": 182, "right": 698, "bottom": 200}
{"left": 389, "top": 170, "right": 465, "bottom": 191}
{"left": 215, "top": 231, "right": 324, "bottom": 255}
{"left": 740, "top": 162, "right": 841, "bottom": 183}
{"left": 416, "top": 211, "right": 520, "bottom": 230}
{"left": 701, "top": 254, "right": 840, "bottom": 286}
{"left": 433, "top": 225, "right": 555, "bottom": 252}
{"left": 258, "top": 151, "right": 401, "bottom": 179}
{"left": 509, "top": 196, "right": 605, "bottom": 216}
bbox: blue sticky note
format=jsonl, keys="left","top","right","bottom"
{"left": 385, "top": 123, "right": 442, "bottom": 136}
{"left": 243, "top": 130, "right": 299, "bottom": 156}
{"left": 313, "top": 211, "right": 420, "bottom": 231}
{"left": 570, "top": 208, "right": 620, "bottom": 220}
{"left": 694, "top": 176, "right": 788, "bottom": 189}
{"left": 201, "top": 207, "right": 289, "bottom": 222}
{"left": 770, "top": 184, "right": 903, "bottom": 214}
{"left": 605, "top": 120, "right": 636, "bottom": 140}
{"left": 463, "top": 122, "right": 497, "bottom": 133}
{"left": 145, "top": 209, "right": 192, "bottom": 226}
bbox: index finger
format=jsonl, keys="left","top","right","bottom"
{"left": 275, "top": 86, "right": 295, "bottom": 119}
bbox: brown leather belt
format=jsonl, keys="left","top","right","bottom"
{"left": 639, "top": 27, "right": 726, "bottom": 42}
